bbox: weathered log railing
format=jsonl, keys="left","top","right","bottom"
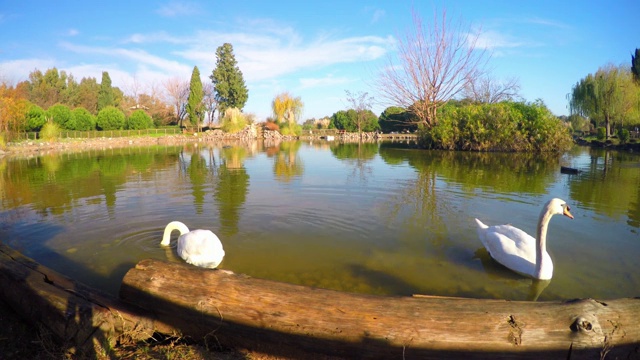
{"left": 1, "top": 243, "right": 639, "bottom": 358}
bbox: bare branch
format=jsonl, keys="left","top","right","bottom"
{"left": 376, "top": 8, "right": 488, "bottom": 127}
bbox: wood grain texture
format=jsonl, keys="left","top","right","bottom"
{"left": 120, "top": 258, "right": 640, "bottom": 359}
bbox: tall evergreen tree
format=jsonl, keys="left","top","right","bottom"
{"left": 186, "top": 66, "right": 204, "bottom": 131}
{"left": 210, "top": 43, "right": 248, "bottom": 113}
{"left": 632, "top": 48, "right": 640, "bottom": 83}
{"left": 98, "top": 71, "right": 114, "bottom": 111}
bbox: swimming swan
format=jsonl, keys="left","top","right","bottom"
{"left": 474, "top": 198, "right": 573, "bottom": 280}
{"left": 161, "top": 221, "right": 225, "bottom": 268}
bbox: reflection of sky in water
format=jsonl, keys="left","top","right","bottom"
{"left": 0, "top": 143, "right": 638, "bottom": 301}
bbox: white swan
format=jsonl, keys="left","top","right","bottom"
{"left": 161, "top": 221, "right": 225, "bottom": 268}
{"left": 474, "top": 198, "right": 573, "bottom": 280}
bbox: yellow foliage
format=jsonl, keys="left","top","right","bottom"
{"left": 0, "top": 83, "right": 29, "bottom": 133}
{"left": 272, "top": 92, "right": 303, "bottom": 124}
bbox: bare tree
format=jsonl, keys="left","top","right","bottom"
{"left": 163, "top": 77, "right": 189, "bottom": 127}
{"left": 202, "top": 82, "right": 217, "bottom": 126}
{"left": 345, "top": 90, "right": 374, "bottom": 137}
{"left": 376, "top": 8, "right": 487, "bottom": 127}
{"left": 463, "top": 75, "right": 521, "bottom": 103}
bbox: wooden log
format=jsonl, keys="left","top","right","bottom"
{"left": 120, "top": 258, "right": 640, "bottom": 359}
{"left": 0, "top": 244, "right": 175, "bottom": 355}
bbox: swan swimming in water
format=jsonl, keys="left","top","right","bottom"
{"left": 161, "top": 221, "right": 225, "bottom": 268}
{"left": 474, "top": 198, "right": 573, "bottom": 280}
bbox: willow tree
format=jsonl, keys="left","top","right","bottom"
{"left": 272, "top": 92, "right": 303, "bottom": 125}
{"left": 376, "top": 8, "right": 487, "bottom": 128}
{"left": 186, "top": 66, "right": 204, "bottom": 131}
{"left": 570, "top": 64, "right": 639, "bottom": 138}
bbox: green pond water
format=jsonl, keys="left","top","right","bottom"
{"left": 0, "top": 141, "right": 638, "bottom": 301}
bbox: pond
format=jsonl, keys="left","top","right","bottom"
{"left": 0, "top": 141, "right": 638, "bottom": 301}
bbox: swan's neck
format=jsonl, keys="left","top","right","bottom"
{"left": 161, "top": 221, "right": 189, "bottom": 246}
{"left": 535, "top": 207, "right": 553, "bottom": 278}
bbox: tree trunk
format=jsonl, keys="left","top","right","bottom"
{"left": 120, "top": 258, "right": 640, "bottom": 359}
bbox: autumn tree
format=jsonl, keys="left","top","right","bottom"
{"left": 0, "top": 82, "right": 29, "bottom": 135}
{"left": 376, "top": 8, "right": 487, "bottom": 128}
{"left": 210, "top": 43, "right": 248, "bottom": 113}
{"left": 77, "top": 77, "right": 99, "bottom": 114}
{"left": 186, "top": 66, "right": 204, "bottom": 131}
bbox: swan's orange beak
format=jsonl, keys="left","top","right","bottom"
{"left": 563, "top": 206, "right": 574, "bottom": 219}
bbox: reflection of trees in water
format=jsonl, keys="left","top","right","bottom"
{"left": 568, "top": 148, "right": 640, "bottom": 223}
{"left": 215, "top": 146, "right": 250, "bottom": 237}
{"left": 377, "top": 146, "right": 560, "bottom": 247}
{"left": 330, "top": 142, "right": 378, "bottom": 184}
{"left": 1, "top": 147, "right": 183, "bottom": 220}
{"left": 273, "top": 141, "right": 303, "bottom": 182}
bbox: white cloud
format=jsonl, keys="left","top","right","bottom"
{"left": 474, "top": 30, "right": 525, "bottom": 50}
{"left": 299, "top": 75, "right": 350, "bottom": 89}
{"left": 0, "top": 58, "right": 56, "bottom": 84}
{"left": 371, "top": 9, "right": 386, "bottom": 23}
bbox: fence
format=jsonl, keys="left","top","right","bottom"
{"left": 15, "top": 128, "right": 182, "bottom": 141}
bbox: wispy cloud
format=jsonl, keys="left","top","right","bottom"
{"left": 474, "top": 30, "right": 527, "bottom": 50}
{"left": 156, "top": 1, "right": 200, "bottom": 17}
{"left": 523, "top": 17, "right": 571, "bottom": 30}
{"left": 299, "top": 75, "right": 350, "bottom": 89}
{"left": 59, "top": 42, "right": 191, "bottom": 76}
{"left": 67, "top": 28, "right": 79, "bottom": 36}
{"left": 371, "top": 9, "right": 386, "bottom": 23}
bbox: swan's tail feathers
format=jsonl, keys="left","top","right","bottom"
{"left": 474, "top": 218, "right": 489, "bottom": 229}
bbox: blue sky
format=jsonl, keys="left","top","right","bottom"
{"left": 1, "top": 1, "right": 638, "bottom": 121}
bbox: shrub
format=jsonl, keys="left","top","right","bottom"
{"left": 221, "top": 107, "right": 247, "bottom": 133}
{"left": 419, "top": 101, "right": 572, "bottom": 152}
{"left": 47, "top": 104, "right": 75, "bottom": 130}
{"left": 72, "top": 107, "right": 96, "bottom": 131}
{"left": 264, "top": 121, "right": 279, "bottom": 131}
{"left": 596, "top": 127, "right": 606, "bottom": 140}
{"left": 26, "top": 104, "right": 47, "bottom": 132}
{"left": 96, "top": 106, "right": 126, "bottom": 130}
{"left": 40, "top": 120, "right": 61, "bottom": 141}
{"left": 619, "top": 129, "right": 630, "bottom": 144}
{"left": 127, "top": 109, "right": 154, "bottom": 130}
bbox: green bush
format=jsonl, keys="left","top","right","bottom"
{"left": 47, "top": 104, "right": 75, "bottom": 130}
{"left": 26, "top": 104, "right": 47, "bottom": 132}
{"left": 96, "top": 106, "right": 126, "bottom": 130}
{"left": 419, "top": 101, "right": 573, "bottom": 152}
{"left": 619, "top": 129, "right": 630, "bottom": 144}
{"left": 596, "top": 127, "right": 606, "bottom": 140}
{"left": 221, "top": 107, "right": 247, "bottom": 133}
{"left": 40, "top": 121, "right": 61, "bottom": 141}
{"left": 127, "top": 109, "right": 154, "bottom": 130}
{"left": 72, "top": 107, "right": 96, "bottom": 131}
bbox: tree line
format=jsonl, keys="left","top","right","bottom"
{"left": 0, "top": 43, "right": 248, "bottom": 138}
{"left": 6, "top": 8, "right": 631, "bottom": 152}
{"left": 569, "top": 50, "right": 640, "bottom": 140}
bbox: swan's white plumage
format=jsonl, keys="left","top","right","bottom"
{"left": 161, "top": 221, "right": 225, "bottom": 268}
{"left": 474, "top": 198, "right": 573, "bottom": 280}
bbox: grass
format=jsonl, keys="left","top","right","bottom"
{"left": 0, "top": 302, "right": 280, "bottom": 360}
